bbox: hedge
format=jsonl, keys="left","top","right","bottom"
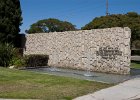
{"left": 25, "top": 54, "right": 49, "bottom": 67}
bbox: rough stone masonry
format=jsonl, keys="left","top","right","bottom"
{"left": 24, "top": 27, "right": 131, "bottom": 74}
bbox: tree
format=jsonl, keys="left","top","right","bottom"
{"left": 0, "top": 0, "right": 22, "bottom": 44}
{"left": 26, "top": 18, "right": 76, "bottom": 33}
{"left": 82, "top": 12, "right": 140, "bottom": 47}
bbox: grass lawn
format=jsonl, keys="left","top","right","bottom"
{"left": 0, "top": 67, "right": 112, "bottom": 100}
{"left": 131, "top": 62, "right": 140, "bottom": 69}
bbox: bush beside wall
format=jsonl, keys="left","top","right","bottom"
{"left": 25, "top": 55, "right": 49, "bottom": 67}
{"left": 131, "top": 50, "right": 140, "bottom": 56}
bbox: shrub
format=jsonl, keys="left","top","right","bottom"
{"left": 131, "top": 50, "right": 140, "bottom": 56}
{"left": 11, "top": 57, "right": 26, "bottom": 68}
{"left": 25, "top": 55, "right": 49, "bottom": 67}
{"left": 0, "top": 43, "right": 16, "bottom": 67}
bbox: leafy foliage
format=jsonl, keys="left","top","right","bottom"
{"left": 25, "top": 55, "right": 49, "bottom": 67}
{"left": 131, "top": 50, "right": 140, "bottom": 56}
{"left": 0, "top": 0, "right": 22, "bottom": 44}
{"left": 132, "top": 40, "right": 140, "bottom": 49}
{"left": 0, "top": 44, "right": 16, "bottom": 67}
{"left": 26, "top": 18, "right": 76, "bottom": 33}
{"left": 82, "top": 12, "right": 140, "bottom": 47}
{"left": 11, "top": 54, "right": 26, "bottom": 68}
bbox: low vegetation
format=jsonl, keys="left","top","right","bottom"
{"left": 0, "top": 43, "right": 16, "bottom": 67}
{"left": 131, "top": 62, "right": 140, "bottom": 69}
{"left": 0, "top": 44, "right": 49, "bottom": 68}
{"left": 25, "top": 54, "right": 49, "bottom": 67}
{"left": 0, "top": 67, "right": 112, "bottom": 100}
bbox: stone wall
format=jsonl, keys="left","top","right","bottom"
{"left": 24, "top": 27, "right": 131, "bottom": 74}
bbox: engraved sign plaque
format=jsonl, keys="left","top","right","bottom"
{"left": 96, "top": 46, "right": 122, "bottom": 59}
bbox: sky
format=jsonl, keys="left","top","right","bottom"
{"left": 20, "top": 0, "right": 140, "bottom": 33}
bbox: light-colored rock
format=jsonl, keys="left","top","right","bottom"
{"left": 9, "top": 66, "right": 15, "bottom": 69}
{"left": 24, "top": 27, "right": 131, "bottom": 74}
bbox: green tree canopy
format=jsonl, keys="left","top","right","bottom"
{"left": 0, "top": 0, "right": 22, "bottom": 44}
{"left": 82, "top": 12, "right": 140, "bottom": 47}
{"left": 26, "top": 18, "right": 76, "bottom": 34}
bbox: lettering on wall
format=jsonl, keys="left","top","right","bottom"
{"left": 96, "top": 46, "right": 122, "bottom": 59}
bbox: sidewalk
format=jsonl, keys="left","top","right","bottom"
{"left": 74, "top": 77, "right": 140, "bottom": 100}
